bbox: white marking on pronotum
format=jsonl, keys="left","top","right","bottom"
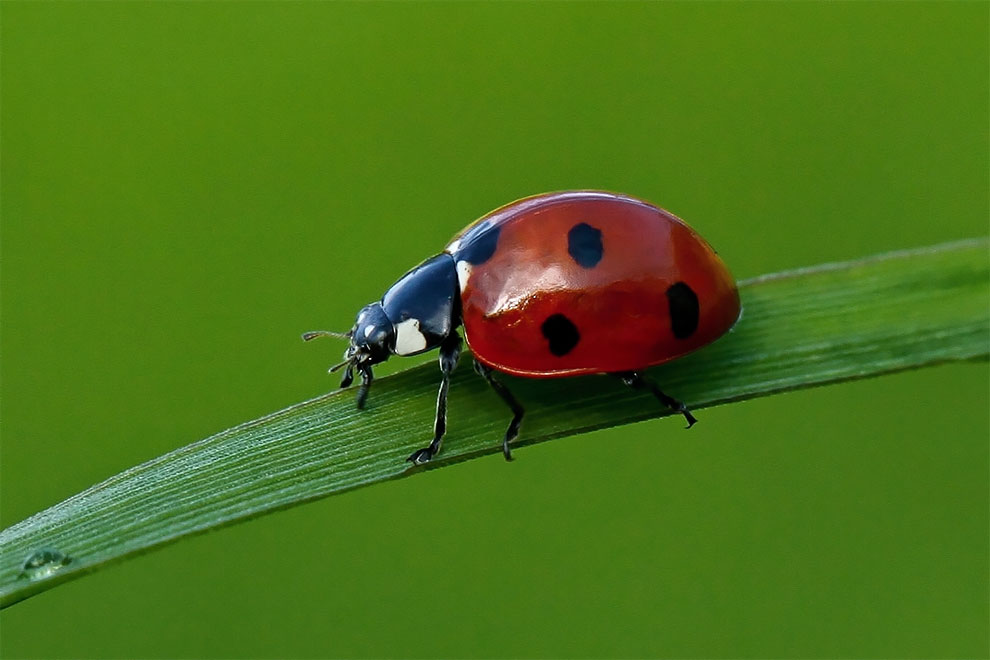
{"left": 394, "top": 318, "right": 428, "bottom": 355}
{"left": 446, "top": 237, "right": 461, "bottom": 254}
{"left": 456, "top": 260, "right": 472, "bottom": 292}
{"left": 364, "top": 325, "right": 374, "bottom": 338}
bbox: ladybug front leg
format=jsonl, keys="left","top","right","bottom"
{"left": 617, "top": 372, "right": 697, "bottom": 428}
{"left": 355, "top": 364, "right": 373, "bottom": 410}
{"left": 473, "top": 361, "right": 524, "bottom": 462}
{"left": 406, "top": 333, "right": 462, "bottom": 465}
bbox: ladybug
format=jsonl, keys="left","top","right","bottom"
{"left": 305, "top": 191, "right": 740, "bottom": 464}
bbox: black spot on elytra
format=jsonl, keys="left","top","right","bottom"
{"left": 567, "top": 222, "right": 603, "bottom": 268}
{"left": 666, "top": 282, "right": 699, "bottom": 339}
{"left": 541, "top": 314, "right": 580, "bottom": 356}
{"left": 456, "top": 223, "right": 501, "bottom": 265}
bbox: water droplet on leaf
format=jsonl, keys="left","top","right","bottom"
{"left": 19, "top": 547, "right": 72, "bottom": 580}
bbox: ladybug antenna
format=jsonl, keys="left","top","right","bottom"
{"left": 328, "top": 358, "right": 352, "bottom": 374}
{"left": 302, "top": 330, "right": 351, "bottom": 342}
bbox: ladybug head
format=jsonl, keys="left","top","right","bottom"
{"left": 303, "top": 253, "right": 457, "bottom": 400}
{"left": 343, "top": 303, "right": 394, "bottom": 367}
{"left": 303, "top": 303, "right": 394, "bottom": 389}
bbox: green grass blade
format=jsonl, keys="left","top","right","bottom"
{"left": 2, "top": 238, "right": 987, "bottom": 608}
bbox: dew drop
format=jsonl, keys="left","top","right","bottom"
{"left": 19, "top": 547, "right": 72, "bottom": 580}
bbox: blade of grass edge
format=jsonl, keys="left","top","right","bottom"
{"left": 1, "top": 238, "right": 988, "bottom": 608}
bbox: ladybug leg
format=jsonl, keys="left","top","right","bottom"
{"left": 407, "top": 333, "right": 462, "bottom": 465}
{"left": 473, "top": 361, "right": 524, "bottom": 461}
{"left": 355, "top": 364, "right": 373, "bottom": 410}
{"left": 618, "top": 372, "right": 697, "bottom": 429}
{"left": 339, "top": 363, "right": 355, "bottom": 389}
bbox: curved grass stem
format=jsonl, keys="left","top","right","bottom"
{"left": 1, "top": 238, "right": 987, "bottom": 608}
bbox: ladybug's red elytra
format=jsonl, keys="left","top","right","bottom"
{"left": 305, "top": 191, "right": 740, "bottom": 464}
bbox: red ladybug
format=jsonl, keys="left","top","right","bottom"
{"left": 306, "top": 191, "right": 740, "bottom": 464}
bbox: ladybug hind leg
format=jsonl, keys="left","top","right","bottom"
{"left": 473, "top": 361, "right": 524, "bottom": 462}
{"left": 618, "top": 372, "right": 697, "bottom": 428}
{"left": 407, "top": 333, "right": 463, "bottom": 465}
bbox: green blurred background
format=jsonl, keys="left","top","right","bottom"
{"left": 2, "top": 2, "right": 987, "bottom": 658}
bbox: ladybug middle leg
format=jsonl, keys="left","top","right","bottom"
{"left": 617, "top": 371, "right": 697, "bottom": 428}
{"left": 473, "top": 361, "right": 524, "bottom": 461}
{"left": 407, "top": 333, "right": 462, "bottom": 465}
